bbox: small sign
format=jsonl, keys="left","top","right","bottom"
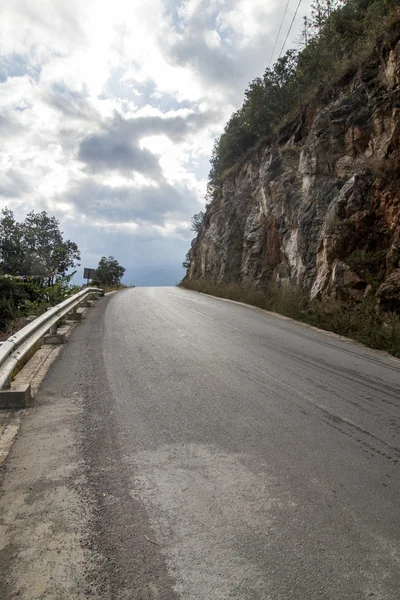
{"left": 83, "top": 268, "right": 96, "bottom": 281}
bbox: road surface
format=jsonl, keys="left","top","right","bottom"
{"left": 1, "top": 286, "right": 400, "bottom": 599}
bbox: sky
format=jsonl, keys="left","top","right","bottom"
{"left": 0, "top": 0, "right": 313, "bottom": 286}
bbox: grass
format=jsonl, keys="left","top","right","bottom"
{"left": 179, "top": 279, "right": 400, "bottom": 358}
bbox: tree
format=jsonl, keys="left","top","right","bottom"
{"left": 23, "top": 211, "right": 80, "bottom": 284}
{"left": 191, "top": 211, "right": 205, "bottom": 233}
{"left": 182, "top": 251, "right": 191, "bottom": 270}
{"left": 0, "top": 208, "right": 25, "bottom": 275}
{"left": 206, "top": 0, "right": 400, "bottom": 200}
{"left": 296, "top": 16, "right": 314, "bottom": 49}
{"left": 310, "top": 0, "right": 343, "bottom": 32}
{"left": 207, "top": 49, "right": 299, "bottom": 193}
{"left": 0, "top": 208, "right": 80, "bottom": 284}
{"left": 95, "top": 256, "right": 126, "bottom": 287}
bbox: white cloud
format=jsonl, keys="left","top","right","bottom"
{"left": 0, "top": 0, "right": 313, "bottom": 285}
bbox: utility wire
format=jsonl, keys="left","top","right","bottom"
{"left": 267, "top": 0, "right": 291, "bottom": 68}
{"left": 278, "top": 0, "right": 303, "bottom": 59}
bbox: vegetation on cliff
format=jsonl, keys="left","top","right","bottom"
{"left": 207, "top": 0, "right": 399, "bottom": 198}
{"left": 181, "top": 0, "right": 400, "bottom": 357}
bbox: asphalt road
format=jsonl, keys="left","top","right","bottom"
{"left": 2, "top": 286, "right": 400, "bottom": 599}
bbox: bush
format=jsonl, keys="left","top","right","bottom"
{"left": 345, "top": 249, "right": 386, "bottom": 288}
{"left": 191, "top": 212, "right": 205, "bottom": 233}
{"left": 0, "top": 273, "right": 81, "bottom": 333}
{"left": 42, "top": 280, "right": 80, "bottom": 306}
{"left": 0, "top": 280, "right": 29, "bottom": 330}
{"left": 207, "top": 1, "right": 400, "bottom": 196}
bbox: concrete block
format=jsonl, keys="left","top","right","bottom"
{"left": 44, "top": 332, "right": 66, "bottom": 345}
{"left": 0, "top": 383, "right": 32, "bottom": 409}
{"left": 68, "top": 311, "right": 81, "bottom": 322}
{"left": 68, "top": 307, "right": 86, "bottom": 321}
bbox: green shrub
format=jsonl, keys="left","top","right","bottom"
{"left": 345, "top": 249, "right": 386, "bottom": 288}
{"left": 0, "top": 272, "right": 81, "bottom": 332}
{"left": 207, "top": 1, "right": 400, "bottom": 197}
{"left": 0, "top": 280, "right": 29, "bottom": 330}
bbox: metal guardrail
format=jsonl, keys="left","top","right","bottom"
{"left": 0, "top": 287, "right": 103, "bottom": 390}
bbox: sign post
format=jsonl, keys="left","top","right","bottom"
{"left": 83, "top": 268, "right": 97, "bottom": 287}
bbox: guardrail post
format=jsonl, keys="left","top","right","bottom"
{"left": 68, "top": 306, "right": 82, "bottom": 322}
{"left": 44, "top": 322, "right": 65, "bottom": 345}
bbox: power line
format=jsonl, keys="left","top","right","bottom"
{"left": 278, "top": 0, "right": 303, "bottom": 59}
{"left": 267, "top": 0, "right": 291, "bottom": 68}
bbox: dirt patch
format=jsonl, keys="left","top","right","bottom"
{"left": 0, "top": 383, "right": 101, "bottom": 598}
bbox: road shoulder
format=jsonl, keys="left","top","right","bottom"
{"left": 182, "top": 287, "right": 400, "bottom": 363}
{"left": 0, "top": 298, "right": 113, "bottom": 600}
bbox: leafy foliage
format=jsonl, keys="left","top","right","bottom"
{"left": 182, "top": 251, "right": 191, "bottom": 270}
{"left": 0, "top": 209, "right": 26, "bottom": 276}
{"left": 0, "top": 209, "right": 83, "bottom": 331}
{"left": 0, "top": 279, "right": 32, "bottom": 330}
{"left": 96, "top": 256, "right": 126, "bottom": 287}
{"left": 43, "top": 272, "right": 81, "bottom": 305}
{"left": 0, "top": 272, "right": 82, "bottom": 332}
{"left": 208, "top": 0, "right": 399, "bottom": 196}
{"left": 191, "top": 211, "right": 205, "bottom": 233}
{"left": 23, "top": 211, "right": 80, "bottom": 283}
{"left": 0, "top": 208, "right": 80, "bottom": 284}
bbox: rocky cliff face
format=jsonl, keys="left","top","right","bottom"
{"left": 187, "top": 26, "right": 400, "bottom": 311}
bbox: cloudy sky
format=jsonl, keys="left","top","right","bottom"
{"left": 0, "top": 0, "right": 312, "bottom": 286}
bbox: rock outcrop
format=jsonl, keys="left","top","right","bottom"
{"left": 187, "top": 25, "right": 400, "bottom": 311}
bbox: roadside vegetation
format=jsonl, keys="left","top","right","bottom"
{"left": 181, "top": 0, "right": 400, "bottom": 358}
{"left": 206, "top": 0, "right": 399, "bottom": 200}
{"left": 0, "top": 208, "right": 81, "bottom": 335}
{"left": 0, "top": 208, "right": 126, "bottom": 337}
{"left": 180, "top": 279, "right": 400, "bottom": 357}
{"left": 92, "top": 256, "right": 126, "bottom": 291}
